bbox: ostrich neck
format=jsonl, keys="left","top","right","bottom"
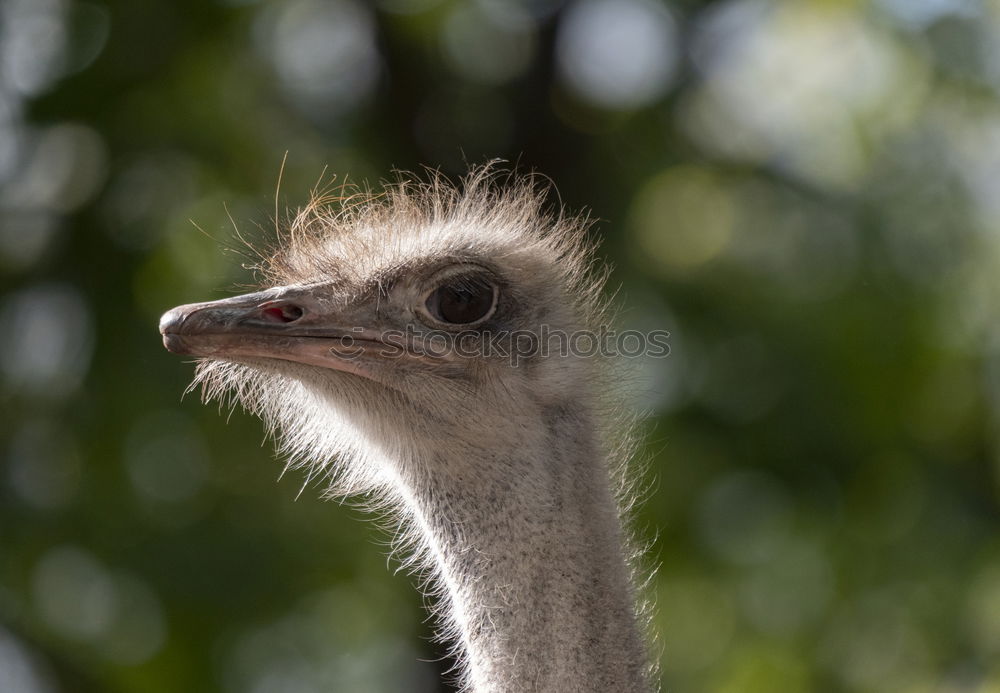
{"left": 399, "top": 406, "right": 650, "bottom": 693}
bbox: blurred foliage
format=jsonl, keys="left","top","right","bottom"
{"left": 2, "top": 0, "right": 1000, "bottom": 691}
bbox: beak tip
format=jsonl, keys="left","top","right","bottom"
{"left": 159, "top": 306, "right": 188, "bottom": 335}
{"left": 160, "top": 306, "right": 196, "bottom": 355}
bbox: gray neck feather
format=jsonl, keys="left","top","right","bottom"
{"left": 396, "top": 405, "right": 651, "bottom": 693}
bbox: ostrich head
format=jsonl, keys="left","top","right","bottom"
{"left": 159, "top": 168, "right": 652, "bottom": 693}
{"left": 160, "top": 169, "right": 611, "bottom": 498}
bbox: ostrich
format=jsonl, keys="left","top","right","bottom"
{"left": 159, "top": 168, "right": 654, "bottom": 693}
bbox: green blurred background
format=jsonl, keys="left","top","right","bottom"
{"left": 3, "top": 0, "right": 1000, "bottom": 691}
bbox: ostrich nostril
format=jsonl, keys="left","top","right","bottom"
{"left": 261, "top": 304, "right": 304, "bottom": 323}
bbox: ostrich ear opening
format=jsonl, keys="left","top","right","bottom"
{"left": 158, "top": 286, "right": 381, "bottom": 377}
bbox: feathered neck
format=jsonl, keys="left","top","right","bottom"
{"left": 381, "top": 400, "right": 652, "bottom": 693}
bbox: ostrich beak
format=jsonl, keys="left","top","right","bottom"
{"left": 158, "top": 286, "right": 390, "bottom": 375}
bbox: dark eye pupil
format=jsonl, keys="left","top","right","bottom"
{"left": 429, "top": 278, "right": 495, "bottom": 324}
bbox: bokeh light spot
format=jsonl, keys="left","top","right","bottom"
{"left": 31, "top": 547, "right": 167, "bottom": 664}
{"left": 33, "top": 546, "right": 116, "bottom": 641}
{"left": 0, "top": 283, "right": 94, "bottom": 400}
{"left": 4, "top": 123, "right": 109, "bottom": 213}
{"left": 0, "top": 0, "right": 68, "bottom": 97}
{"left": 630, "top": 166, "right": 734, "bottom": 275}
{"left": 442, "top": 3, "right": 536, "bottom": 85}
{"left": 258, "top": 0, "right": 379, "bottom": 118}
{"left": 0, "top": 626, "right": 56, "bottom": 693}
{"left": 556, "top": 0, "right": 678, "bottom": 109}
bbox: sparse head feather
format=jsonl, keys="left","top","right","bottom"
{"left": 257, "top": 165, "right": 613, "bottom": 330}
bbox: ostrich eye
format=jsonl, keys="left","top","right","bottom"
{"left": 426, "top": 276, "right": 497, "bottom": 325}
